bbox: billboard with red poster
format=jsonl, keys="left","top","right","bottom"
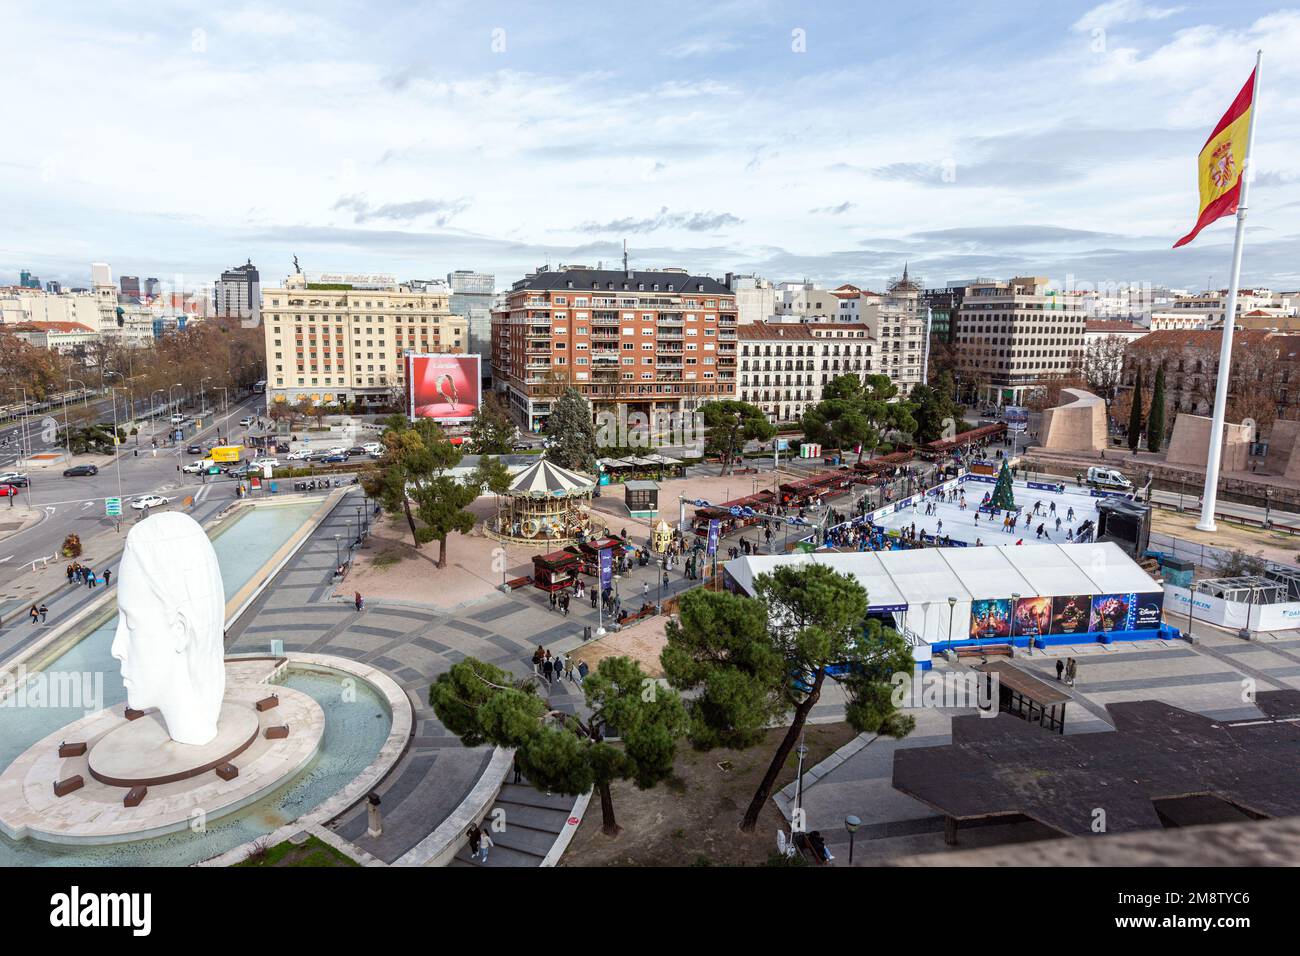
{"left": 407, "top": 354, "right": 481, "bottom": 423}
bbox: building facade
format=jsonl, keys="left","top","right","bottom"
{"left": 263, "top": 272, "right": 467, "bottom": 408}
{"left": 953, "top": 276, "right": 1088, "bottom": 406}
{"left": 490, "top": 266, "right": 737, "bottom": 432}
{"left": 737, "top": 321, "right": 875, "bottom": 423}
{"left": 214, "top": 260, "right": 260, "bottom": 324}
{"left": 447, "top": 270, "right": 495, "bottom": 375}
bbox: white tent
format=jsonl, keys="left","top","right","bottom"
{"left": 724, "top": 541, "right": 1161, "bottom": 647}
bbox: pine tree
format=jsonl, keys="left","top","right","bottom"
{"left": 990, "top": 458, "right": 1016, "bottom": 511}
{"left": 1127, "top": 366, "right": 1144, "bottom": 451}
{"left": 544, "top": 388, "right": 597, "bottom": 473}
{"left": 1147, "top": 364, "right": 1167, "bottom": 454}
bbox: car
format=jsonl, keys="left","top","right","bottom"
{"left": 286, "top": 449, "right": 312, "bottom": 461}
{"left": 0, "top": 472, "right": 28, "bottom": 487}
{"left": 226, "top": 463, "right": 254, "bottom": 478}
{"left": 63, "top": 464, "right": 99, "bottom": 477}
{"left": 170, "top": 414, "right": 187, "bottom": 425}
{"left": 347, "top": 446, "right": 367, "bottom": 457}
{"left": 326, "top": 446, "right": 348, "bottom": 456}
{"left": 131, "top": 494, "right": 170, "bottom": 511}
{"left": 182, "top": 459, "right": 217, "bottom": 475}
{"left": 322, "top": 454, "right": 348, "bottom": 464}
{"left": 0, "top": 484, "right": 17, "bottom": 498}
{"left": 249, "top": 458, "right": 279, "bottom": 469}
{"left": 186, "top": 444, "right": 203, "bottom": 455}
{"left": 362, "top": 442, "right": 384, "bottom": 455}
{"left": 238, "top": 417, "right": 254, "bottom": 427}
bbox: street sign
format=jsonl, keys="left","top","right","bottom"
{"left": 105, "top": 497, "right": 122, "bottom": 517}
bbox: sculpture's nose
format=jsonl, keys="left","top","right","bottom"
{"left": 110, "top": 615, "right": 128, "bottom": 665}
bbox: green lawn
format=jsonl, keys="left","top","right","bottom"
{"left": 235, "top": 835, "right": 361, "bottom": 868}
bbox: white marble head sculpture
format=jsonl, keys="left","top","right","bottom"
{"left": 110, "top": 511, "right": 226, "bottom": 745}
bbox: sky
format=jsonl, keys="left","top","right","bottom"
{"left": 4, "top": 0, "right": 1300, "bottom": 294}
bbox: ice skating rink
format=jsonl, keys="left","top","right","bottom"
{"left": 871, "top": 477, "right": 1107, "bottom": 546}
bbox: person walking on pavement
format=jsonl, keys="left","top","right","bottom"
{"left": 576, "top": 659, "right": 589, "bottom": 685}
{"left": 103, "top": 568, "right": 112, "bottom": 587}
{"left": 513, "top": 753, "right": 522, "bottom": 784}
{"left": 86, "top": 569, "right": 96, "bottom": 589}
{"left": 465, "top": 823, "right": 482, "bottom": 861}
{"left": 29, "top": 604, "right": 39, "bottom": 625}
{"left": 478, "top": 828, "right": 494, "bottom": 863}
{"left": 354, "top": 591, "right": 364, "bottom": 612}
{"left": 1055, "top": 659, "right": 1064, "bottom": 681}
{"left": 590, "top": 587, "right": 598, "bottom": 610}
{"left": 542, "top": 653, "right": 554, "bottom": 684}
{"left": 532, "top": 645, "right": 545, "bottom": 675}
{"left": 38, "top": 603, "right": 48, "bottom": 624}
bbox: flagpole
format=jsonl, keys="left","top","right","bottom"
{"left": 1198, "top": 51, "right": 1262, "bottom": 533}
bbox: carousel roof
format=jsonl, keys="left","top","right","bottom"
{"left": 507, "top": 458, "right": 597, "bottom": 498}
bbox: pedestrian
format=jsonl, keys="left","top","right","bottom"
{"left": 549, "top": 590, "right": 557, "bottom": 611}
{"left": 590, "top": 588, "right": 598, "bottom": 609}
{"left": 29, "top": 604, "right": 39, "bottom": 625}
{"left": 643, "top": 581, "right": 649, "bottom": 599}
{"left": 532, "top": 645, "right": 545, "bottom": 674}
{"left": 576, "top": 659, "right": 589, "bottom": 684}
{"left": 561, "top": 592, "right": 570, "bottom": 616}
{"left": 465, "top": 823, "right": 482, "bottom": 860}
{"left": 1066, "top": 657, "right": 1077, "bottom": 686}
{"left": 543, "top": 654, "right": 554, "bottom": 683}
{"left": 103, "top": 568, "right": 112, "bottom": 586}
{"left": 554, "top": 653, "right": 565, "bottom": 681}
{"left": 66, "top": 564, "right": 75, "bottom": 585}
{"left": 478, "top": 828, "right": 494, "bottom": 863}
{"left": 354, "top": 591, "right": 363, "bottom": 612}
{"left": 513, "top": 753, "right": 522, "bottom": 784}
{"left": 86, "top": 569, "right": 96, "bottom": 589}
{"left": 565, "top": 658, "right": 575, "bottom": 682}
{"left": 1055, "top": 659, "right": 1064, "bottom": 681}
{"left": 38, "top": 603, "right": 48, "bottom": 624}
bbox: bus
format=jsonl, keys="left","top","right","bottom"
{"left": 251, "top": 380, "right": 266, "bottom": 394}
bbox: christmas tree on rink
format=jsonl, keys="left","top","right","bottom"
{"left": 990, "top": 459, "right": 1017, "bottom": 512}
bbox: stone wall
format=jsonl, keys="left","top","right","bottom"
{"left": 1039, "top": 388, "right": 1107, "bottom": 453}
{"left": 1166, "top": 414, "right": 1251, "bottom": 472}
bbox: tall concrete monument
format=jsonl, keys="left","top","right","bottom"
{"left": 110, "top": 512, "right": 226, "bottom": 746}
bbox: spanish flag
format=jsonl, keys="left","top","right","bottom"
{"left": 1174, "top": 68, "right": 1257, "bottom": 247}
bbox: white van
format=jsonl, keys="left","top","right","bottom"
{"left": 170, "top": 413, "right": 186, "bottom": 425}
{"left": 1087, "top": 466, "right": 1133, "bottom": 491}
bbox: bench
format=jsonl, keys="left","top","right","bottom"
{"left": 505, "top": 575, "right": 533, "bottom": 590}
{"left": 734, "top": 467, "right": 759, "bottom": 475}
{"left": 53, "top": 776, "right": 84, "bottom": 798}
{"left": 619, "top": 606, "right": 658, "bottom": 626}
{"left": 956, "top": 644, "right": 1013, "bottom": 659}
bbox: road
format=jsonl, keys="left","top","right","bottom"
{"left": 0, "top": 392, "right": 265, "bottom": 587}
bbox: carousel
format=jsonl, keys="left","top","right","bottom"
{"left": 488, "top": 458, "right": 607, "bottom": 546}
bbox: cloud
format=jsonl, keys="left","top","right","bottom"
{"left": 575, "top": 207, "right": 743, "bottom": 234}
{"left": 910, "top": 226, "right": 1124, "bottom": 246}
{"left": 810, "top": 202, "right": 856, "bottom": 215}
{"left": 665, "top": 36, "right": 740, "bottom": 58}
{"left": 1073, "top": 1, "right": 1184, "bottom": 33}
{"left": 333, "top": 195, "right": 470, "bottom": 226}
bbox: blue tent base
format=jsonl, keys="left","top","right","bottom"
{"left": 931, "top": 623, "right": 1178, "bottom": 656}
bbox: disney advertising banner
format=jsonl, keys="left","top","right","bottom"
{"left": 1089, "top": 593, "right": 1134, "bottom": 633}
{"left": 969, "top": 598, "right": 1012, "bottom": 640}
{"left": 1051, "top": 594, "right": 1091, "bottom": 635}
{"left": 1012, "top": 596, "right": 1053, "bottom": 637}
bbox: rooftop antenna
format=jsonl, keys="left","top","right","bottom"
{"left": 292, "top": 255, "right": 301, "bottom": 275}
{"left": 623, "top": 239, "right": 631, "bottom": 278}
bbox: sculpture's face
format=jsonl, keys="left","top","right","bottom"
{"left": 109, "top": 512, "right": 226, "bottom": 745}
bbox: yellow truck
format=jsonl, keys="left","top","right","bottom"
{"left": 210, "top": 445, "right": 242, "bottom": 464}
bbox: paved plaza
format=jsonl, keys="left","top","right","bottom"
{"left": 778, "top": 624, "right": 1300, "bottom": 864}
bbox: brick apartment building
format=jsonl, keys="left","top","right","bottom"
{"left": 490, "top": 266, "right": 737, "bottom": 431}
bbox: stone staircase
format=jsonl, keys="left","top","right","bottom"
{"left": 449, "top": 780, "right": 576, "bottom": 867}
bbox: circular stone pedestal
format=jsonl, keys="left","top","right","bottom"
{"left": 88, "top": 703, "right": 260, "bottom": 787}
{"left": 0, "top": 679, "right": 325, "bottom": 846}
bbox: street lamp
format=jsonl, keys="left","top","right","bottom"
{"left": 103, "top": 371, "right": 126, "bottom": 526}
{"left": 214, "top": 386, "right": 229, "bottom": 441}
{"left": 1011, "top": 592, "right": 1023, "bottom": 652}
{"left": 844, "top": 814, "right": 861, "bottom": 866}
{"left": 9, "top": 387, "right": 30, "bottom": 462}
{"left": 64, "top": 378, "right": 86, "bottom": 462}
{"left": 794, "top": 737, "right": 809, "bottom": 820}
{"left": 333, "top": 533, "right": 341, "bottom": 567}
{"left": 947, "top": 596, "right": 957, "bottom": 646}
